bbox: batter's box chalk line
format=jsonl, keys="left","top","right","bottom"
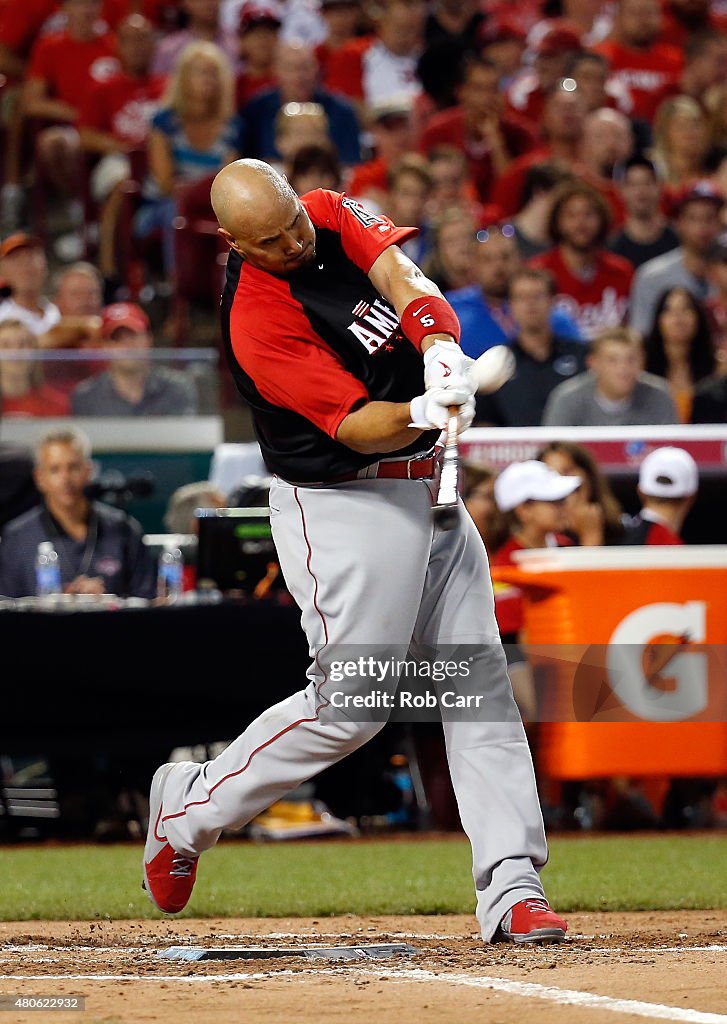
{"left": 158, "top": 942, "right": 420, "bottom": 962}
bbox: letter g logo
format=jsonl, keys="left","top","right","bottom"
{"left": 606, "top": 602, "right": 707, "bottom": 721}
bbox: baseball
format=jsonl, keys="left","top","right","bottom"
{"left": 471, "top": 345, "right": 516, "bottom": 394}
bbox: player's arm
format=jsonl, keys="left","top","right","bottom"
{"left": 367, "top": 244, "right": 459, "bottom": 355}
{"left": 336, "top": 400, "right": 426, "bottom": 454}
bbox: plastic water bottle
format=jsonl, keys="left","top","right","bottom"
{"left": 157, "top": 542, "right": 184, "bottom": 603}
{"left": 35, "top": 541, "right": 61, "bottom": 601}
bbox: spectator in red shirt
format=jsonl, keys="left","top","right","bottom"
{"left": 505, "top": 19, "right": 584, "bottom": 133}
{"left": 490, "top": 456, "right": 580, "bottom": 726}
{"left": 236, "top": 2, "right": 282, "bottom": 107}
{"left": 419, "top": 54, "right": 536, "bottom": 206}
{"left": 314, "top": 0, "right": 366, "bottom": 82}
{"left": 649, "top": 30, "right": 727, "bottom": 116}
{"left": 0, "top": 0, "right": 144, "bottom": 86}
{"left": 530, "top": 179, "right": 635, "bottom": 339}
{"left": 621, "top": 445, "right": 698, "bottom": 544}
{"left": 323, "top": 0, "right": 426, "bottom": 119}
{"left": 0, "top": 319, "right": 70, "bottom": 417}
{"left": 22, "top": 0, "right": 119, "bottom": 213}
{"left": 593, "top": 0, "right": 684, "bottom": 124}
{"left": 491, "top": 84, "right": 587, "bottom": 217}
{"left": 76, "top": 14, "right": 163, "bottom": 281}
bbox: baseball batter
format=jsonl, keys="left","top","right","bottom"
{"left": 143, "top": 159, "right": 567, "bottom": 944}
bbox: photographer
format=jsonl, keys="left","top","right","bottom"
{"left": 0, "top": 426, "right": 156, "bottom": 600}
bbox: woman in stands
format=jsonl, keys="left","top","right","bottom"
{"left": 643, "top": 286, "right": 717, "bottom": 423}
{"left": 134, "top": 40, "right": 243, "bottom": 281}
{"left": 0, "top": 320, "right": 69, "bottom": 417}
{"left": 649, "top": 96, "right": 711, "bottom": 190}
{"left": 537, "top": 439, "right": 625, "bottom": 545}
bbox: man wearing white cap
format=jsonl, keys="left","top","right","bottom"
{"left": 622, "top": 446, "right": 698, "bottom": 545}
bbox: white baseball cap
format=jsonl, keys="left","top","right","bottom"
{"left": 494, "top": 460, "right": 581, "bottom": 512}
{"left": 638, "top": 447, "right": 698, "bottom": 498}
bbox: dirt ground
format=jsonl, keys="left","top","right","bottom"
{"left": 0, "top": 910, "right": 725, "bottom": 1024}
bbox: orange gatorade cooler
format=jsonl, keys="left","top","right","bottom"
{"left": 490, "top": 546, "right": 727, "bottom": 780}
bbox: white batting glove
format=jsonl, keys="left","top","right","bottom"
{"left": 410, "top": 387, "right": 476, "bottom": 433}
{"left": 423, "top": 340, "right": 476, "bottom": 395}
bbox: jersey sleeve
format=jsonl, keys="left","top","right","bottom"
{"left": 304, "top": 189, "right": 419, "bottom": 274}
{"left": 234, "top": 326, "right": 369, "bottom": 439}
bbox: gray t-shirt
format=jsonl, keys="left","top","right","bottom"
{"left": 541, "top": 371, "right": 679, "bottom": 426}
{"left": 629, "top": 247, "right": 713, "bottom": 337}
{"left": 71, "top": 368, "right": 198, "bottom": 417}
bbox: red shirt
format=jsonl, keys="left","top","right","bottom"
{"left": 347, "top": 157, "right": 390, "bottom": 200}
{"left": 323, "top": 35, "right": 373, "bottom": 101}
{"left": 419, "top": 107, "right": 536, "bottom": 204}
{"left": 27, "top": 29, "right": 119, "bottom": 110}
{"left": 644, "top": 520, "right": 683, "bottom": 545}
{"left": 77, "top": 70, "right": 165, "bottom": 147}
{"left": 593, "top": 40, "right": 683, "bottom": 123}
{"left": 2, "top": 385, "right": 70, "bottom": 417}
{"left": 0, "top": 0, "right": 159, "bottom": 66}
{"left": 490, "top": 533, "right": 574, "bottom": 634}
{"left": 529, "top": 247, "right": 634, "bottom": 339}
{"left": 491, "top": 150, "right": 626, "bottom": 227}
{"left": 505, "top": 72, "right": 547, "bottom": 134}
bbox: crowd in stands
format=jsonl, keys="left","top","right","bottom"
{"left": 0, "top": 0, "right": 727, "bottom": 424}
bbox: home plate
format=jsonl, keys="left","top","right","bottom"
{"left": 158, "top": 943, "right": 419, "bottom": 962}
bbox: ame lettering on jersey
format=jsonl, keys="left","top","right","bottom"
{"left": 348, "top": 297, "right": 400, "bottom": 353}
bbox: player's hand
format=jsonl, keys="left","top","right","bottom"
{"left": 409, "top": 387, "right": 476, "bottom": 433}
{"left": 423, "top": 340, "right": 476, "bottom": 395}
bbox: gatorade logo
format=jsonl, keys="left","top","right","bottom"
{"left": 606, "top": 602, "right": 707, "bottom": 721}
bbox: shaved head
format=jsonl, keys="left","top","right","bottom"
{"left": 211, "top": 159, "right": 316, "bottom": 275}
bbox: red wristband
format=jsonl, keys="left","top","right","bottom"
{"left": 400, "top": 296, "right": 461, "bottom": 352}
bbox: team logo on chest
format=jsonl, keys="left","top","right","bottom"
{"left": 348, "top": 298, "right": 400, "bottom": 354}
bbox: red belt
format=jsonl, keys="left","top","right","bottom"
{"left": 330, "top": 451, "right": 440, "bottom": 483}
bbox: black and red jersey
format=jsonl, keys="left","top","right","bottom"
{"left": 220, "top": 189, "right": 441, "bottom": 482}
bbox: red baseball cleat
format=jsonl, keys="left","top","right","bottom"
{"left": 498, "top": 898, "right": 568, "bottom": 944}
{"left": 142, "top": 762, "right": 198, "bottom": 914}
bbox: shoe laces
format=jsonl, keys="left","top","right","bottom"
{"left": 170, "top": 855, "right": 197, "bottom": 878}
{"left": 524, "top": 899, "right": 551, "bottom": 914}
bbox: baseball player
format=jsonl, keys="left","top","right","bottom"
{"left": 143, "top": 159, "right": 568, "bottom": 945}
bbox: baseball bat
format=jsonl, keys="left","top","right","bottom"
{"left": 432, "top": 405, "right": 460, "bottom": 530}
{"left": 431, "top": 345, "right": 516, "bottom": 530}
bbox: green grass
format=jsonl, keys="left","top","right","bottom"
{"left": 0, "top": 834, "right": 725, "bottom": 921}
